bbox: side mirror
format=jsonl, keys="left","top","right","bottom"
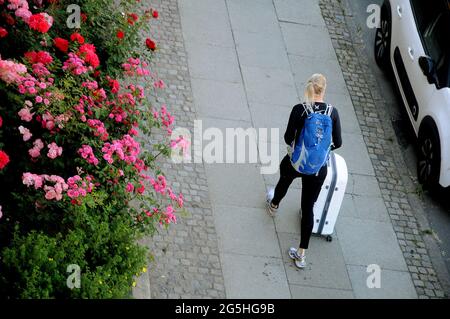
{"left": 419, "top": 56, "right": 439, "bottom": 86}
{"left": 419, "top": 56, "right": 434, "bottom": 76}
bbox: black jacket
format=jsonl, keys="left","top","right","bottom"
{"left": 284, "top": 102, "right": 342, "bottom": 150}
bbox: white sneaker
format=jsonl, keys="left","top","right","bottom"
{"left": 289, "top": 247, "right": 306, "bottom": 269}
{"left": 266, "top": 187, "right": 278, "bottom": 217}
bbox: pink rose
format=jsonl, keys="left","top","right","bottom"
{"left": 47, "top": 142, "right": 62, "bottom": 159}
{"left": 126, "top": 183, "right": 134, "bottom": 193}
{"left": 18, "top": 107, "right": 34, "bottom": 122}
{"left": 29, "top": 147, "right": 40, "bottom": 158}
{"left": 18, "top": 126, "right": 32, "bottom": 141}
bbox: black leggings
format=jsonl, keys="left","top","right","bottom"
{"left": 272, "top": 155, "right": 327, "bottom": 249}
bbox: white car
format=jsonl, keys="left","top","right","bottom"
{"left": 374, "top": 0, "right": 450, "bottom": 188}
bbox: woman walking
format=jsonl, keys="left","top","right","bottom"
{"left": 267, "top": 74, "right": 342, "bottom": 269}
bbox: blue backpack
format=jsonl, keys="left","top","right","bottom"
{"left": 290, "top": 103, "right": 333, "bottom": 175}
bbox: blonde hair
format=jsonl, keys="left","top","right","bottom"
{"left": 304, "top": 74, "right": 327, "bottom": 107}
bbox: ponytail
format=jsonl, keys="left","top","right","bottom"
{"left": 304, "top": 74, "right": 327, "bottom": 107}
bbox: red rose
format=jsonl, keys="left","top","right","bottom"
{"left": 0, "top": 115, "right": 3, "bottom": 127}
{"left": 117, "top": 30, "right": 124, "bottom": 39}
{"left": 84, "top": 50, "right": 100, "bottom": 68}
{"left": 0, "top": 150, "right": 10, "bottom": 170}
{"left": 24, "top": 51, "right": 53, "bottom": 65}
{"left": 70, "top": 32, "right": 85, "bottom": 44}
{"left": 54, "top": 37, "right": 69, "bottom": 52}
{"left": 109, "top": 78, "right": 120, "bottom": 94}
{"left": 79, "top": 43, "right": 96, "bottom": 54}
{"left": 37, "top": 51, "right": 53, "bottom": 65}
{"left": 77, "top": 44, "right": 99, "bottom": 68}
{"left": 128, "top": 13, "right": 139, "bottom": 25}
{"left": 28, "top": 13, "right": 53, "bottom": 33}
{"left": 0, "top": 27, "right": 8, "bottom": 39}
{"left": 152, "top": 10, "right": 159, "bottom": 19}
{"left": 81, "top": 13, "right": 87, "bottom": 23}
{"left": 145, "top": 38, "right": 156, "bottom": 51}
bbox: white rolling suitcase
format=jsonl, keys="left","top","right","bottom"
{"left": 311, "top": 152, "right": 348, "bottom": 242}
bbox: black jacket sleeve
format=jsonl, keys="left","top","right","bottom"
{"left": 284, "top": 104, "right": 303, "bottom": 146}
{"left": 331, "top": 108, "right": 342, "bottom": 150}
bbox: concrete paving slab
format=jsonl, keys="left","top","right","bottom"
{"left": 199, "top": 117, "right": 261, "bottom": 165}
{"left": 221, "top": 253, "right": 291, "bottom": 299}
{"left": 290, "top": 284, "right": 354, "bottom": 299}
{"left": 346, "top": 174, "right": 382, "bottom": 197}
{"left": 337, "top": 132, "right": 375, "bottom": 176}
{"left": 261, "top": 167, "right": 303, "bottom": 191}
{"left": 322, "top": 92, "right": 362, "bottom": 135}
{"left": 191, "top": 78, "right": 252, "bottom": 121}
{"left": 280, "top": 23, "right": 336, "bottom": 60}
{"left": 241, "top": 66, "right": 299, "bottom": 106}
{"left": 234, "top": 31, "right": 291, "bottom": 70}
{"left": 274, "top": 0, "right": 326, "bottom": 27}
{"left": 347, "top": 265, "right": 417, "bottom": 299}
{"left": 273, "top": 188, "right": 302, "bottom": 234}
{"left": 185, "top": 42, "right": 242, "bottom": 83}
{"left": 340, "top": 194, "right": 390, "bottom": 223}
{"left": 336, "top": 217, "right": 408, "bottom": 271}
{"left": 179, "top": 0, "right": 235, "bottom": 47}
{"left": 278, "top": 232, "right": 353, "bottom": 290}
{"left": 227, "top": 0, "right": 280, "bottom": 35}
{"left": 334, "top": 106, "right": 362, "bottom": 135}
{"left": 289, "top": 54, "right": 349, "bottom": 95}
{"left": 250, "top": 103, "right": 292, "bottom": 145}
{"left": 204, "top": 163, "right": 267, "bottom": 208}
{"left": 340, "top": 193, "right": 355, "bottom": 219}
{"left": 258, "top": 143, "right": 303, "bottom": 189}
{"left": 201, "top": 117, "right": 253, "bottom": 132}
{"left": 213, "top": 205, "right": 282, "bottom": 258}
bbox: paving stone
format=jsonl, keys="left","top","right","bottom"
{"left": 220, "top": 253, "right": 291, "bottom": 299}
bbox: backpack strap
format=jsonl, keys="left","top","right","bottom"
{"left": 325, "top": 104, "right": 333, "bottom": 117}
{"left": 302, "top": 103, "right": 314, "bottom": 116}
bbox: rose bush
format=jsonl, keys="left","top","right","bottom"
{"left": 0, "top": 0, "right": 183, "bottom": 298}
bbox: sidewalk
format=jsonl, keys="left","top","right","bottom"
{"left": 135, "top": 0, "right": 446, "bottom": 299}
{"left": 176, "top": 0, "right": 419, "bottom": 299}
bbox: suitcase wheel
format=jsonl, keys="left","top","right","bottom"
{"left": 326, "top": 235, "right": 333, "bottom": 242}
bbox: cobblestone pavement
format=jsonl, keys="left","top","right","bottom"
{"left": 319, "top": 0, "right": 449, "bottom": 299}
{"left": 134, "top": 0, "right": 226, "bottom": 299}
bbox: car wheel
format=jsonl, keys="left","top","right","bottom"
{"left": 374, "top": 4, "right": 391, "bottom": 69}
{"left": 417, "top": 125, "right": 441, "bottom": 188}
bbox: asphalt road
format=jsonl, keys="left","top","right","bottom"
{"left": 345, "top": 0, "right": 450, "bottom": 274}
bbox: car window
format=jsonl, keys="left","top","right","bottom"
{"left": 411, "top": 0, "right": 450, "bottom": 88}
{"left": 425, "top": 12, "right": 450, "bottom": 88}
{"left": 410, "top": 0, "right": 442, "bottom": 35}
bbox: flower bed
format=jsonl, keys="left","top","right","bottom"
{"left": 0, "top": 0, "right": 186, "bottom": 298}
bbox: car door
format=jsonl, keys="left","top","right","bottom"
{"left": 391, "top": 0, "right": 440, "bottom": 133}
{"left": 427, "top": 11, "right": 450, "bottom": 187}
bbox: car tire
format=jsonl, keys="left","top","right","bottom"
{"left": 417, "top": 123, "right": 441, "bottom": 188}
{"left": 374, "top": 4, "right": 391, "bottom": 69}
